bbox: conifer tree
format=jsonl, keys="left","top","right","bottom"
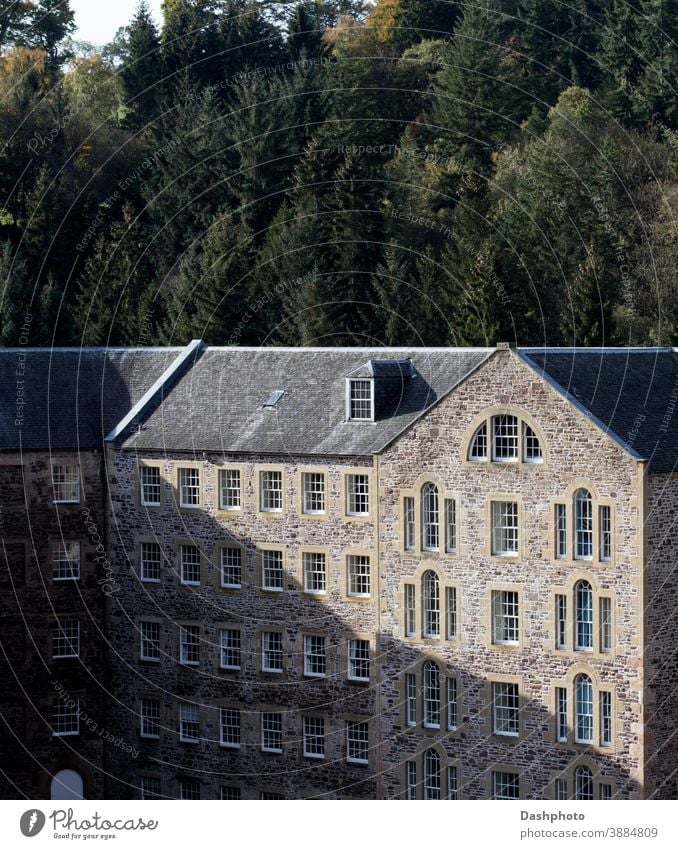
{"left": 0, "top": 241, "right": 30, "bottom": 345}
{"left": 120, "top": 1, "right": 163, "bottom": 131}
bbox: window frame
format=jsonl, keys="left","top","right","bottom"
{"left": 345, "top": 472, "right": 370, "bottom": 518}
{"left": 301, "top": 471, "right": 326, "bottom": 516}
{"left": 218, "top": 467, "right": 242, "bottom": 512}
{"left": 491, "top": 589, "right": 520, "bottom": 646}
{"left": 178, "top": 623, "right": 200, "bottom": 666}
{"left": 261, "top": 711, "right": 283, "bottom": 753}
{"left": 261, "top": 630, "right": 284, "bottom": 674}
{"left": 178, "top": 543, "right": 201, "bottom": 586}
{"left": 52, "top": 464, "right": 80, "bottom": 504}
{"left": 140, "top": 697, "right": 161, "bottom": 739}
{"left": 219, "top": 707, "right": 241, "bottom": 749}
{"left": 347, "top": 554, "right": 371, "bottom": 599}
{"left": 52, "top": 618, "right": 80, "bottom": 659}
{"left": 303, "top": 634, "right": 327, "bottom": 678}
{"left": 219, "top": 627, "right": 241, "bottom": 671}
{"left": 302, "top": 715, "right": 325, "bottom": 760}
{"left": 346, "top": 378, "right": 374, "bottom": 422}
{"left": 345, "top": 719, "right": 369, "bottom": 765}
{"left": 139, "top": 464, "right": 162, "bottom": 507}
{"left": 140, "top": 540, "right": 162, "bottom": 583}
{"left": 490, "top": 500, "right": 520, "bottom": 557}
{"left": 347, "top": 638, "right": 370, "bottom": 682}
{"left": 177, "top": 466, "right": 201, "bottom": 509}
{"left": 259, "top": 469, "right": 284, "bottom": 514}
{"left": 492, "top": 681, "right": 520, "bottom": 738}
{"left": 139, "top": 620, "right": 161, "bottom": 662}
{"left": 302, "top": 550, "right": 327, "bottom": 596}
{"left": 52, "top": 540, "right": 80, "bottom": 582}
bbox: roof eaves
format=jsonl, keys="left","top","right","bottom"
{"left": 105, "top": 339, "right": 205, "bottom": 442}
{"left": 516, "top": 350, "right": 645, "bottom": 462}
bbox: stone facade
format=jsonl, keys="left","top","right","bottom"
{"left": 0, "top": 451, "right": 108, "bottom": 799}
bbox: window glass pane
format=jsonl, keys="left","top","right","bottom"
{"left": 421, "top": 483, "right": 439, "bottom": 551}
{"left": 219, "top": 469, "right": 241, "bottom": 510}
{"left": 52, "top": 619, "right": 79, "bottom": 658}
{"left": 556, "top": 687, "right": 567, "bottom": 742}
{"left": 574, "top": 766, "right": 593, "bottom": 800}
{"left": 555, "top": 504, "right": 567, "bottom": 559}
{"left": 404, "top": 497, "right": 415, "bottom": 550}
{"left": 493, "top": 771, "right": 519, "bottom": 799}
{"left": 141, "top": 698, "right": 160, "bottom": 737}
{"left": 423, "top": 749, "right": 441, "bottom": 800}
{"left": 523, "top": 423, "right": 542, "bottom": 463}
{"left": 601, "top": 691, "right": 612, "bottom": 747}
{"left": 600, "top": 505, "right": 612, "bottom": 560}
{"left": 220, "top": 629, "right": 241, "bottom": 670}
{"left": 261, "top": 712, "right": 282, "bottom": 752}
{"left": 600, "top": 597, "right": 612, "bottom": 653}
{"left": 422, "top": 571, "right": 440, "bottom": 638}
{"left": 140, "top": 466, "right": 161, "bottom": 505}
{"left": 575, "top": 581, "right": 593, "bottom": 650}
{"left": 261, "top": 550, "right": 283, "bottom": 591}
{"left": 447, "top": 678, "right": 458, "bottom": 730}
{"left": 492, "top": 501, "right": 519, "bottom": 555}
{"left": 220, "top": 548, "right": 241, "bottom": 588}
{"left": 492, "top": 590, "right": 519, "bottom": 644}
{"left": 303, "top": 635, "right": 326, "bottom": 676}
{"left": 220, "top": 708, "right": 240, "bottom": 747}
{"left": 492, "top": 415, "right": 519, "bottom": 461}
{"left": 445, "top": 499, "right": 456, "bottom": 552}
{"left": 140, "top": 542, "right": 162, "bottom": 582}
{"left": 575, "top": 675, "right": 593, "bottom": 743}
{"left": 405, "top": 674, "right": 417, "bottom": 726}
{"left": 348, "top": 639, "right": 370, "bottom": 680}
{"left": 53, "top": 542, "right": 80, "bottom": 581}
{"left": 180, "top": 545, "right": 200, "bottom": 585}
{"left": 303, "top": 552, "right": 326, "bottom": 594}
{"left": 349, "top": 379, "right": 372, "bottom": 420}
{"left": 575, "top": 489, "right": 593, "bottom": 559}
{"left": 261, "top": 471, "right": 283, "bottom": 512}
{"left": 178, "top": 468, "right": 200, "bottom": 507}
{"left": 556, "top": 594, "right": 567, "bottom": 650}
{"left": 262, "top": 632, "right": 283, "bottom": 672}
{"left": 404, "top": 583, "right": 416, "bottom": 637}
{"left": 346, "top": 474, "right": 369, "bottom": 516}
{"left": 469, "top": 422, "right": 487, "bottom": 460}
{"left": 303, "top": 716, "right": 325, "bottom": 758}
{"left": 303, "top": 473, "right": 325, "bottom": 514}
{"left": 53, "top": 465, "right": 80, "bottom": 502}
{"left": 493, "top": 682, "right": 519, "bottom": 736}
{"left": 423, "top": 662, "right": 440, "bottom": 728}
{"left": 346, "top": 720, "right": 369, "bottom": 763}
{"left": 348, "top": 555, "right": 370, "bottom": 597}
{"left": 446, "top": 586, "right": 457, "bottom": 640}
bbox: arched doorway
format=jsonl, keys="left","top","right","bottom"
{"left": 50, "top": 769, "right": 84, "bottom": 800}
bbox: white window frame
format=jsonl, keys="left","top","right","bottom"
{"left": 262, "top": 631, "right": 284, "bottom": 673}
{"left": 492, "top": 414, "right": 519, "bottom": 462}
{"left": 600, "top": 691, "right": 612, "bottom": 747}
{"left": 523, "top": 422, "right": 543, "bottom": 463}
{"left": 555, "top": 503, "right": 567, "bottom": 559}
{"left": 53, "top": 541, "right": 80, "bottom": 581}
{"left": 178, "top": 467, "right": 200, "bottom": 508}
{"left": 556, "top": 687, "right": 568, "bottom": 742}
{"left": 220, "top": 628, "right": 241, "bottom": 670}
{"left": 493, "top": 770, "right": 519, "bottom": 799}
{"left": 444, "top": 498, "right": 456, "bottom": 553}
{"left": 492, "top": 681, "right": 519, "bottom": 737}
{"left": 346, "top": 473, "right": 369, "bottom": 517}
{"left": 302, "top": 472, "right": 325, "bottom": 515}
{"left": 404, "top": 583, "right": 416, "bottom": 637}
{"left": 261, "top": 549, "right": 283, "bottom": 592}
{"left": 140, "top": 541, "right": 162, "bottom": 583}
{"left": 348, "top": 638, "right": 370, "bottom": 682}
{"left": 346, "top": 378, "right": 374, "bottom": 421}
{"left": 303, "top": 551, "right": 327, "bottom": 595}
{"left": 575, "top": 580, "right": 594, "bottom": 651}
{"left": 599, "top": 596, "right": 612, "bottom": 653}
{"left": 421, "top": 483, "right": 439, "bottom": 552}
{"left": 574, "top": 489, "right": 593, "bottom": 560}
{"left": 406, "top": 761, "right": 417, "bottom": 800}
{"left": 52, "top": 698, "right": 80, "bottom": 736}
{"left": 179, "top": 779, "right": 200, "bottom": 799}
{"left": 179, "top": 703, "right": 200, "bottom": 743}
{"left": 574, "top": 766, "right": 593, "bottom": 800}
{"left": 140, "top": 621, "right": 161, "bottom": 661}
{"left": 52, "top": 619, "right": 80, "bottom": 658}
{"left": 491, "top": 501, "right": 519, "bottom": 556}
{"left": 347, "top": 554, "right": 370, "bottom": 598}
{"left": 261, "top": 712, "right": 283, "bottom": 753}
{"left": 140, "top": 698, "right": 160, "bottom": 738}
{"left": 469, "top": 422, "right": 488, "bottom": 461}
{"left": 140, "top": 466, "right": 161, "bottom": 506}
{"left": 179, "top": 624, "right": 200, "bottom": 665}
{"left": 446, "top": 586, "right": 457, "bottom": 641}
{"left": 423, "top": 749, "right": 441, "bottom": 800}
{"left": 599, "top": 504, "right": 612, "bottom": 561}
{"left": 346, "top": 720, "right": 369, "bottom": 764}
{"left": 140, "top": 777, "right": 162, "bottom": 799}
{"left": 575, "top": 674, "right": 594, "bottom": 744}
{"left": 260, "top": 470, "right": 283, "bottom": 513}
{"left": 404, "top": 496, "right": 415, "bottom": 551}
{"left": 405, "top": 674, "right": 417, "bottom": 726}
{"left": 219, "top": 708, "right": 241, "bottom": 748}
{"left": 422, "top": 570, "right": 440, "bottom": 638}
{"left": 52, "top": 464, "right": 80, "bottom": 503}
{"left": 218, "top": 468, "right": 241, "bottom": 511}
{"left": 303, "top": 716, "right": 325, "bottom": 759}
{"left": 303, "top": 635, "right": 326, "bottom": 677}
{"left": 220, "top": 547, "right": 241, "bottom": 589}
{"left": 179, "top": 544, "right": 201, "bottom": 586}
{"left": 447, "top": 677, "right": 458, "bottom": 731}
{"left": 492, "top": 590, "right": 519, "bottom": 645}
{"left": 556, "top": 593, "right": 567, "bottom": 650}
{"left": 423, "top": 661, "right": 441, "bottom": 729}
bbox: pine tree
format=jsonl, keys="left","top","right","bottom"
{"left": 19, "top": 0, "right": 76, "bottom": 72}
{"left": 164, "top": 211, "right": 255, "bottom": 344}
{"left": 287, "top": 2, "right": 326, "bottom": 59}
{"left": 634, "top": 0, "right": 678, "bottom": 127}
{"left": 598, "top": 0, "right": 644, "bottom": 121}
{"left": 0, "top": 241, "right": 30, "bottom": 345}
{"left": 161, "top": 0, "right": 222, "bottom": 92}
{"left": 120, "top": 1, "right": 163, "bottom": 132}
{"left": 433, "top": 1, "right": 524, "bottom": 173}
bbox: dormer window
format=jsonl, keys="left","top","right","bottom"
{"left": 347, "top": 378, "right": 373, "bottom": 421}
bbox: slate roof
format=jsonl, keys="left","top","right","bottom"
{"left": 118, "top": 347, "right": 493, "bottom": 456}
{"left": 0, "top": 348, "right": 185, "bottom": 451}
{"left": 520, "top": 348, "right": 678, "bottom": 473}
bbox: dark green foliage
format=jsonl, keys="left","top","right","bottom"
{"left": 120, "top": 1, "right": 163, "bottom": 131}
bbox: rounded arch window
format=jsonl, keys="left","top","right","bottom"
{"left": 421, "top": 483, "right": 440, "bottom": 551}
{"left": 467, "top": 414, "right": 543, "bottom": 464}
{"left": 574, "top": 765, "right": 594, "bottom": 800}
{"left": 575, "top": 674, "right": 594, "bottom": 744}
{"left": 50, "top": 769, "right": 84, "bottom": 800}
{"left": 422, "top": 571, "right": 440, "bottom": 638}
{"left": 422, "top": 661, "right": 441, "bottom": 728}
{"left": 574, "top": 580, "right": 594, "bottom": 651}
{"left": 574, "top": 489, "right": 593, "bottom": 559}
{"left": 423, "top": 749, "right": 441, "bottom": 800}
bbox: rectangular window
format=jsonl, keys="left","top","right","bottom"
{"left": 303, "top": 716, "right": 325, "bottom": 759}
{"left": 492, "top": 681, "right": 519, "bottom": 736}
{"left": 52, "top": 698, "right": 80, "bottom": 736}
{"left": 404, "top": 497, "right": 415, "bottom": 551}
{"left": 262, "top": 632, "right": 283, "bottom": 673}
{"left": 220, "top": 786, "right": 241, "bottom": 800}
{"left": 260, "top": 791, "right": 284, "bottom": 800}
{"left": 348, "top": 379, "right": 372, "bottom": 420}
{"left": 556, "top": 594, "right": 567, "bottom": 650}
{"left": 601, "top": 691, "right": 612, "bottom": 747}
{"left": 179, "top": 779, "right": 200, "bottom": 800}
{"left": 493, "top": 771, "right": 519, "bottom": 800}
{"left": 347, "top": 555, "right": 370, "bottom": 598}
{"left": 600, "top": 597, "right": 612, "bottom": 653}
{"left": 261, "top": 549, "right": 283, "bottom": 591}
{"left": 53, "top": 542, "right": 80, "bottom": 581}
{"left": 599, "top": 784, "right": 612, "bottom": 800}
{"left": 52, "top": 464, "right": 80, "bottom": 503}
{"left": 302, "top": 472, "right": 325, "bottom": 514}
{"left": 447, "top": 766, "right": 458, "bottom": 800}
{"left": 492, "top": 590, "right": 519, "bottom": 645}
{"left": 140, "top": 542, "right": 162, "bottom": 582}
{"left": 446, "top": 586, "right": 457, "bottom": 640}
{"left": 404, "top": 583, "right": 416, "bottom": 637}
{"left": 219, "top": 469, "right": 241, "bottom": 510}
{"left": 140, "top": 621, "right": 161, "bottom": 661}
{"left": 260, "top": 470, "right": 283, "bottom": 512}
{"left": 303, "top": 635, "right": 326, "bottom": 677}
{"left": 179, "top": 703, "right": 199, "bottom": 743}
{"left": 220, "top": 547, "right": 241, "bottom": 589}
{"left": 346, "top": 474, "right": 369, "bottom": 516}
{"left": 179, "top": 625, "right": 200, "bottom": 665}
{"left": 346, "top": 720, "right": 369, "bottom": 764}
{"left": 406, "top": 761, "right": 417, "bottom": 800}
{"left": 140, "top": 698, "right": 160, "bottom": 738}
{"left": 556, "top": 687, "right": 568, "bottom": 742}
{"left": 179, "top": 544, "right": 200, "bottom": 585}
{"left": 348, "top": 639, "right": 370, "bottom": 681}
{"left": 140, "top": 466, "right": 161, "bottom": 506}
{"left": 599, "top": 505, "right": 612, "bottom": 561}
{"left": 445, "top": 499, "right": 457, "bottom": 553}
{"left": 52, "top": 619, "right": 79, "bottom": 658}
{"left": 219, "top": 708, "right": 240, "bottom": 748}
{"left": 178, "top": 468, "right": 200, "bottom": 507}
{"left": 492, "top": 415, "right": 519, "bottom": 461}
{"left": 303, "top": 551, "right": 326, "bottom": 595}
{"left": 140, "top": 777, "right": 161, "bottom": 799}
{"left": 405, "top": 674, "right": 417, "bottom": 726}
{"left": 447, "top": 677, "right": 458, "bottom": 731}
{"left": 555, "top": 504, "right": 567, "bottom": 559}
{"left": 555, "top": 778, "right": 568, "bottom": 800}
{"left": 261, "top": 712, "right": 283, "bottom": 752}
{"left": 491, "top": 501, "right": 519, "bottom": 555}
{"left": 220, "top": 629, "right": 241, "bottom": 670}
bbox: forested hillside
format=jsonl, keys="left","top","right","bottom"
{"left": 0, "top": 0, "right": 676, "bottom": 347}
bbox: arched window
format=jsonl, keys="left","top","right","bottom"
{"left": 422, "top": 571, "right": 440, "bottom": 638}
{"left": 50, "top": 769, "right": 84, "bottom": 800}
{"left": 423, "top": 749, "right": 441, "bottom": 800}
{"left": 423, "top": 661, "right": 441, "bottom": 728}
{"left": 575, "top": 674, "right": 594, "bottom": 743}
{"left": 575, "top": 580, "right": 593, "bottom": 651}
{"left": 421, "top": 483, "right": 439, "bottom": 551}
{"left": 575, "top": 489, "right": 593, "bottom": 559}
{"left": 469, "top": 422, "right": 488, "bottom": 461}
{"left": 574, "top": 765, "right": 594, "bottom": 800}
